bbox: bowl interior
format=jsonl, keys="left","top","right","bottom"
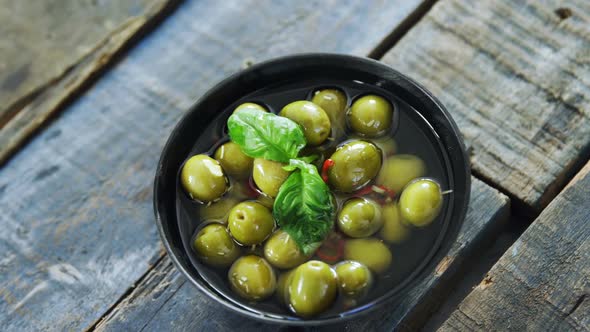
{"left": 154, "top": 54, "right": 470, "bottom": 325}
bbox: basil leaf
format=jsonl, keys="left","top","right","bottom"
{"left": 273, "top": 159, "right": 335, "bottom": 254}
{"left": 295, "top": 155, "right": 318, "bottom": 164}
{"left": 228, "top": 108, "right": 306, "bottom": 163}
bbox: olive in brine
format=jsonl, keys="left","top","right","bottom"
{"left": 181, "top": 154, "right": 228, "bottom": 202}
{"left": 233, "top": 102, "right": 267, "bottom": 113}
{"left": 379, "top": 202, "right": 410, "bottom": 243}
{"left": 311, "top": 89, "right": 347, "bottom": 138}
{"left": 252, "top": 158, "right": 290, "bottom": 197}
{"left": 373, "top": 137, "right": 397, "bottom": 157}
{"left": 334, "top": 261, "right": 373, "bottom": 298}
{"left": 376, "top": 154, "right": 426, "bottom": 193}
{"left": 214, "top": 142, "right": 253, "bottom": 179}
{"left": 256, "top": 194, "right": 275, "bottom": 209}
{"left": 288, "top": 260, "right": 338, "bottom": 317}
{"left": 344, "top": 238, "right": 392, "bottom": 274}
{"left": 198, "top": 197, "right": 239, "bottom": 224}
{"left": 399, "top": 178, "right": 443, "bottom": 227}
{"left": 228, "top": 255, "right": 276, "bottom": 301}
{"left": 228, "top": 201, "right": 274, "bottom": 245}
{"left": 264, "top": 230, "right": 308, "bottom": 269}
{"left": 328, "top": 140, "right": 382, "bottom": 192}
{"left": 276, "top": 269, "right": 295, "bottom": 304}
{"left": 193, "top": 223, "right": 240, "bottom": 267}
{"left": 338, "top": 198, "right": 383, "bottom": 238}
{"left": 280, "top": 101, "right": 331, "bottom": 145}
{"left": 348, "top": 95, "right": 393, "bottom": 137}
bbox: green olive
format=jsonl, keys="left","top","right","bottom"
{"left": 344, "top": 238, "right": 392, "bottom": 274}
{"left": 379, "top": 202, "right": 410, "bottom": 243}
{"left": 334, "top": 261, "right": 373, "bottom": 297}
{"left": 399, "top": 178, "right": 443, "bottom": 227}
{"left": 228, "top": 201, "right": 274, "bottom": 245}
{"left": 227, "top": 181, "right": 252, "bottom": 201}
{"left": 214, "top": 142, "right": 253, "bottom": 179}
{"left": 338, "top": 198, "right": 383, "bottom": 238}
{"left": 233, "top": 102, "right": 267, "bottom": 113}
{"left": 373, "top": 137, "right": 397, "bottom": 157}
{"left": 280, "top": 101, "right": 331, "bottom": 145}
{"left": 198, "top": 197, "right": 239, "bottom": 224}
{"left": 376, "top": 155, "right": 426, "bottom": 193}
{"left": 311, "top": 89, "right": 347, "bottom": 139}
{"left": 252, "top": 158, "right": 290, "bottom": 197}
{"left": 276, "top": 269, "right": 295, "bottom": 304}
{"left": 328, "top": 140, "right": 382, "bottom": 192}
{"left": 228, "top": 255, "right": 276, "bottom": 301}
{"left": 350, "top": 136, "right": 397, "bottom": 158}
{"left": 264, "top": 230, "right": 308, "bottom": 269}
{"left": 348, "top": 95, "right": 393, "bottom": 137}
{"left": 192, "top": 223, "right": 240, "bottom": 267}
{"left": 181, "top": 154, "right": 228, "bottom": 202}
{"left": 256, "top": 194, "right": 275, "bottom": 209}
{"left": 288, "top": 260, "right": 338, "bottom": 317}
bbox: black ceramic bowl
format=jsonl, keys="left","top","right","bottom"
{"left": 154, "top": 53, "right": 470, "bottom": 325}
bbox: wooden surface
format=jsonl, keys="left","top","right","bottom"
{"left": 382, "top": 0, "right": 590, "bottom": 211}
{"left": 0, "top": 0, "right": 174, "bottom": 165}
{"left": 2, "top": 0, "right": 590, "bottom": 330}
{"left": 440, "top": 161, "right": 590, "bottom": 331}
{"left": 0, "top": 1, "right": 429, "bottom": 330}
{"left": 94, "top": 178, "right": 509, "bottom": 331}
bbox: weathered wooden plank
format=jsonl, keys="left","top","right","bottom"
{"left": 382, "top": 0, "right": 590, "bottom": 211}
{"left": 440, "top": 161, "right": 590, "bottom": 331}
{"left": 94, "top": 178, "right": 509, "bottom": 331}
{"left": 0, "top": 1, "right": 427, "bottom": 330}
{"left": 0, "top": 0, "right": 175, "bottom": 165}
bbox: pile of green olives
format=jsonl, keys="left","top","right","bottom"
{"left": 180, "top": 88, "right": 447, "bottom": 318}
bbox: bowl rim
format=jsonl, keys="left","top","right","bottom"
{"left": 154, "top": 53, "right": 471, "bottom": 326}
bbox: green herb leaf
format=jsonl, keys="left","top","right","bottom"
{"left": 273, "top": 159, "right": 335, "bottom": 254}
{"left": 295, "top": 154, "right": 318, "bottom": 164}
{"left": 228, "top": 108, "right": 306, "bottom": 163}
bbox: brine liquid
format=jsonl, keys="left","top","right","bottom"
{"left": 175, "top": 78, "right": 452, "bottom": 319}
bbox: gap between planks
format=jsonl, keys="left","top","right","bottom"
{"left": 367, "top": 0, "right": 439, "bottom": 59}
{"left": 86, "top": 254, "right": 167, "bottom": 332}
{"left": 0, "top": 0, "right": 182, "bottom": 168}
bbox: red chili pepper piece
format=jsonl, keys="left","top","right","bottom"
{"left": 243, "top": 178, "right": 260, "bottom": 198}
{"left": 354, "top": 185, "right": 374, "bottom": 196}
{"left": 374, "top": 185, "right": 396, "bottom": 200}
{"left": 353, "top": 184, "right": 396, "bottom": 204}
{"left": 321, "top": 159, "right": 335, "bottom": 183}
{"left": 316, "top": 232, "right": 345, "bottom": 263}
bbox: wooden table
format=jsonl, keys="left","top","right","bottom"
{"left": 1, "top": 1, "right": 588, "bottom": 331}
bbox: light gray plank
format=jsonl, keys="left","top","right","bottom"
{"left": 382, "top": 0, "right": 590, "bottom": 211}
{"left": 440, "top": 161, "right": 590, "bottom": 331}
{"left": 0, "top": 0, "right": 174, "bottom": 165}
{"left": 0, "top": 0, "right": 426, "bottom": 330}
{"left": 94, "top": 178, "right": 509, "bottom": 332}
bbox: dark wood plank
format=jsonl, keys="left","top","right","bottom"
{"left": 440, "top": 161, "right": 590, "bottom": 331}
{"left": 94, "top": 178, "right": 509, "bottom": 331}
{"left": 0, "top": 1, "right": 427, "bottom": 330}
{"left": 0, "top": 0, "right": 174, "bottom": 165}
{"left": 382, "top": 0, "right": 590, "bottom": 211}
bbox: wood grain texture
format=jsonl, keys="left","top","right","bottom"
{"left": 382, "top": 0, "right": 590, "bottom": 210}
{"left": 0, "top": 0, "right": 175, "bottom": 166}
{"left": 0, "top": 1, "right": 427, "bottom": 330}
{"left": 0, "top": 0, "right": 163, "bottom": 111}
{"left": 94, "top": 178, "right": 509, "bottom": 332}
{"left": 0, "top": 0, "right": 173, "bottom": 164}
{"left": 440, "top": 161, "right": 590, "bottom": 331}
